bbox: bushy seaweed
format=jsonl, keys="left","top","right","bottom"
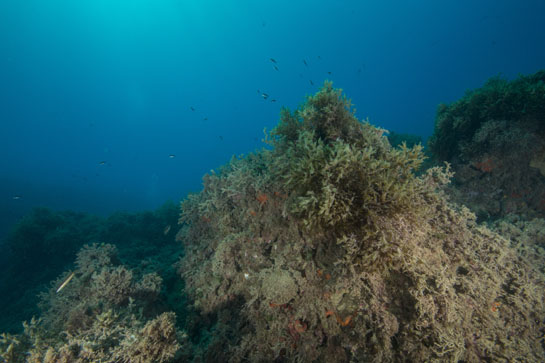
{"left": 0, "top": 208, "right": 102, "bottom": 334}
{"left": 428, "top": 70, "right": 545, "bottom": 220}
{"left": 177, "top": 82, "right": 545, "bottom": 361}
{"left": 0, "top": 243, "right": 187, "bottom": 362}
{"left": 269, "top": 82, "right": 425, "bottom": 243}
{"left": 0, "top": 201, "right": 181, "bottom": 335}
{"left": 429, "top": 70, "right": 545, "bottom": 162}
{"left": 3, "top": 82, "right": 544, "bottom": 362}
{"left": 387, "top": 131, "right": 424, "bottom": 149}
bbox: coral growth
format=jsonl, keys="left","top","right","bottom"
{"left": 177, "top": 82, "right": 545, "bottom": 361}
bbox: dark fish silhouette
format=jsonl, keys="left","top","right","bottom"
{"left": 99, "top": 161, "right": 107, "bottom": 165}
{"left": 270, "top": 58, "right": 277, "bottom": 64}
{"left": 273, "top": 65, "right": 279, "bottom": 71}
{"left": 303, "top": 59, "right": 308, "bottom": 67}
{"left": 261, "top": 93, "right": 269, "bottom": 100}
{"left": 219, "top": 135, "right": 223, "bottom": 141}
{"left": 169, "top": 154, "right": 176, "bottom": 159}
{"left": 309, "top": 80, "right": 314, "bottom": 86}
{"left": 190, "top": 107, "right": 195, "bottom": 111}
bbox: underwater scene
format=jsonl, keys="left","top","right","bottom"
{"left": 1, "top": 1, "right": 544, "bottom": 362}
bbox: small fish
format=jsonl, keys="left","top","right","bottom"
{"left": 12, "top": 195, "right": 22, "bottom": 200}
{"left": 164, "top": 225, "right": 171, "bottom": 235}
{"left": 317, "top": 55, "right": 322, "bottom": 60}
{"left": 56, "top": 272, "right": 75, "bottom": 293}
{"left": 219, "top": 135, "right": 224, "bottom": 141}
{"left": 270, "top": 58, "right": 277, "bottom": 64}
{"left": 303, "top": 59, "right": 308, "bottom": 67}
{"left": 309, "top": 80, "right": 314, "bottom": 86}
{"left": 327, "top": 71, "right": 332, "bottom": 75}
{"left": 261, "top": 93, "right": 269, "bottom": 100}
{"left": 99, "top": 161, "right": 107, "bottom": 165}
{"left": 273, "top": 65, "right": 279, "bottom": 71}
{"left": 203, "top": 117, "right": 208, "bottom": 121}
{"left": 271, "top": 99, "right": 276, "bottom": 102}
{"left": 190, "top": 106, "right": 195, "bottom": 111}
{"left": 169, "top": 154, "right": 176, "bottom": 159}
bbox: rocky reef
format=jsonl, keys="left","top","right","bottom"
{"left": 429, "top": 70, "right": 545, "bottom": 220}
{"left": 2, "top": 81, "right": 544, "bottom": 362}
{"left": 0, "top": 243, "right": 187, "bottom": 362}
{"left": 176, "top": 82, "right": 545, "bottom": 361}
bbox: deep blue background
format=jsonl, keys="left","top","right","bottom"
{"left": 1, "top": 0, "right": 544, "bottom": 239}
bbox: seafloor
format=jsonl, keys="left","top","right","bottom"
{"left": 1, "top": 75, "right": 544, "bottom": 362}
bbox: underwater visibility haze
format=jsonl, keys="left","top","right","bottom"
{"left": 2, "top": 0, "right": 545, "bottom": 236}
{"left": 1, "top": 0, "right": 545, "bottom": 362}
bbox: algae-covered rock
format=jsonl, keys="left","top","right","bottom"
{"left": 177, "top": 82, "right": 545, "bottom": 362}
{"left": 429, "top": 70, "right": 545, "bottom": 220}
{"left": 0, "top": 243, "right": 187, "bottom": 362}
{"left": 530, "top": 147, "right": 545, "bottom": 177}
{"left": 261, "top": 268, "right": 299, "bottom": 305}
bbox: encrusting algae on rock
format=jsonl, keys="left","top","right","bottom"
{"left": 0, "top": 243, "right": 187, "bottom": 362}
{"left": 428, "top": 70, "right": 545, "bottom": 220}
{"left": 177, "top": 81, "right": 545, "bottom": 362}
{"left": 1, "top": 82, "right": 544, "bottom": 362}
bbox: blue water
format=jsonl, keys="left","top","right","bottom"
{"left": 1, "top": 0, "right": 544, "bottom": 238}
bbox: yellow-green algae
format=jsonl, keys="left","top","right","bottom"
{"left": 4, "top": 82, "right": 542, "bottom": 362}
{"left": 0, "top": 244, "right": 186, "bottom": 362}
{"left": 428, "top": 70, "right": 545, "bottom": 221}
{"left": 177, "top": 81, "right": 545, "bottom": 362}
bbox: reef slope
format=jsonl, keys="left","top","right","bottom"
{"left": 177, "top": 82, "right": 545, "bottom": 361}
